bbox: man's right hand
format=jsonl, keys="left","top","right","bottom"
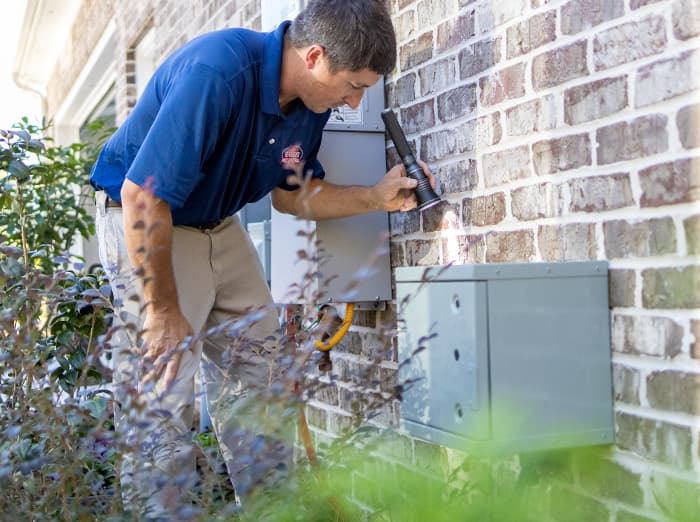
{"left": 121, "top": 180, "right": 193, "bottom": 390}
{"left": 141, "top": 310, "right": 194, "bottom": 389}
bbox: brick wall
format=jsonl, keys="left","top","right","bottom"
{"left": 45, "top": 0, "right": 261, "bottom": 124}
{"left": 111, "top": 0, "right": 260, "bottom": 122}
{"left": 380, "top": 0, "right": 700, "bottom": 520}
{"left": 45, "top": 0, "right": 700, "bottom": 519}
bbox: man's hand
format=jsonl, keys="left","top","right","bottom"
{"left": 121, "top": 180, "right": 191, "bottom": 391}
{"left": 141, "top": 310, "right": 194, "bottom": 389}
{"left": 370, "top": 160, "right": 437, "bottom": 212}
{"left": 270, "top": 159, "right": 438, "bottom": 219}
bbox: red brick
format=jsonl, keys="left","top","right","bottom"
{"left": 684, "top": 215, "right": 700, "bottom": 255}
{"left": 561, "top": 0, "right": 624, "bottom": 34}
{"left": 443, "top": 234, "right": 485, "bottom": 264}
{"left": 459, "top": 37, "right": 502, "bottom": 79}
{"left": 511, "top": 183, "right": 564, "bottom": 221}
{"left": 390, "top": 242, "right": 405, "bottom": 268}
{"left": 630, "top": 0, "right": 663, "bottom": 7}
{"left": 647, "top": 372, "right": 700, "bottom": 416}
{"left": 385, "top": 73, "right": 416, "bottom": 107}
{"left": 389, "top": 73, "right": 417, "bottom": 106}
{"left": 482, "top": 145, "right": 531, "bottom": 187}
{"left": 462, "top": 192, "right": 506, "bottom": 227}
{"left": 612, "top": 364, "right": 640, "bottom": 405}
{"left": 479, "top": 63, "right": 527, "bottom": 106}
{"left": 400, "top": 32, "right": 434, "bottom": 71}
{"left": 677, "top": 103, "right": 700, "bottom": 150}
{"left": 395, "top": 9, "right": 416, "bottom": 43}
{"left": 691, "top": 320, "right": 700, "bottom": 359}
{"left": 437, "top": 84, "right": 477, "bottom": 122}
{"left": 506, "top": 10, "right": 556, "bottom": 59}
{"left": 417, "top": 0, "right": 458, "bottom": 26}
{"left": 485, "top": 230, "right": 535, "bottom": 262}
{"left": 533, "top": 133, "right": 591, "bottom": 175}
{"left": 569, "top": 173, "right": 634, "bottom": 213}
{"left": 565, "top": 76, "right": 628, "bottom": 125}
{"left": 673, "top": 0, "right": 700, "bottom": 40}
{"left": 422, "top": 200, "right": 461, "bottom": 232}
{"left": 538, "top": 223, "right": 597, "bottom": 261}
{"left": 505, "top": 95, "right": 557, "bottom": 136}
{"left": 642, "top": 266, "right": 700, "bottom": 309}
{"left": 436, "top": 13, "right": 476, "bottom": 54}
{"left": 639, "top": 158, "right": 700, "bottom": 207}
{"left": 609, "top": 269, "right": 635, "bottom": 308}
{"left": 604, "top": 218, "right": 677, "bottom": 258}
{"left": 593, "top": 15, "right": 666, "bottom": 71}
{"left": 477, "top": 0, "right": 528, "bottom": 30}
{"left": 421, "top": 113, "right": 501, "bottom": 162}
{"left": 390, "top": 210, "right": 420, "bottom": 236}
{"left": 436, "top": 159, "right": 478, "bottom": 194}
{"left": 406, "top": 239, "right": 441, "bottom": 266}
{"left": 418, "top": 58, "right": 456, "bottom": 96}
{"left": 616, "top": 413, "right": 693, "bottom": 471}
{"left": 597, "top": 115, "right": 668, "bottom": 165}
{"left": 533, "top": 40, "right": 588, "bottom": 90}
{"left": 400, "top": 100, "right": 435, "bottom": 134}
{"left": 635, "top": 50, "right": 700, "bottom": 108}
{"left": 420, "top": 128, "right": 464, "bottom": 162}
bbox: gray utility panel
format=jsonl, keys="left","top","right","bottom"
{"left": 396, "top": 261, "right": 614, "bottom": 454}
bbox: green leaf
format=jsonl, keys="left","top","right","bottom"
{"left": 27, "top": 139, "right": 44, "bottom": 153}
{"left": 6, "top": 159, "right": 30, "bottom": 180}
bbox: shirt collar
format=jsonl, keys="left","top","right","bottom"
{"left": 261, "top": 20, "right": 291, "bottom": 117}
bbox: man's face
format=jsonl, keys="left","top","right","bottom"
{"left": 301, "top": 52, "right": 381, "bottom": 114}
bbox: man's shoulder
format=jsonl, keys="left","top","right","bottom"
{"left": 167, "top": 28, "right": 265, "bottom": 80}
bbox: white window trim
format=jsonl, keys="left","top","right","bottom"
{"left": 53, "top": 20, "right": 116, "bottom": 145}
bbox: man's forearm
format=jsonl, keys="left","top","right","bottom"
{"left": 272, "top": 179, "right": 383, "bottom": 220}
{"left": 121, "top": 180, "right": 180, "bottom": 314}
{"left": 293, "top": 180, "right": 378, "bottom": 219}
{"left": 271, "top": 164, "right": 422, "bottom": 219}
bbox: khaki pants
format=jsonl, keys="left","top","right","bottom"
{"left": 95, "top": 192, "right": 288, "bottom": 518}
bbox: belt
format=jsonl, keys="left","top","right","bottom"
{"left": 105, "top": 196, "right": 121, "bottom": 208}
{"left": 192, "top": 220, "right": 223, "bottom": 230}
{"left": 103, "top": 192, "right": 222, "bottom": 230}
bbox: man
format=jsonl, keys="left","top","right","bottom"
{"left": 92, "top": 0, "right": 433, "bottom": 515}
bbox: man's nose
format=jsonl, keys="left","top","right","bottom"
{"left": 343, "top": 91, "right": 364, "bottom": 109}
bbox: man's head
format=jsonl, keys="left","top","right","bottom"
{"left": 288, "top": 0, "right": 397, "bottom": 76}
{"left": 286, "top": 0, "right": 397, "bottom": 113}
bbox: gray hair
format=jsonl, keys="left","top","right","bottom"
{"left": 287, "top": 0, "right": 397, "bottom": 76}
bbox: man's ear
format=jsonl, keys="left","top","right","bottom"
{"left": 304, "top": 45, "right": 325, "bottom": 70}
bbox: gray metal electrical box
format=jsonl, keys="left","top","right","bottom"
{"left": 396, "top": 261, "right": 614, "bottom": 453}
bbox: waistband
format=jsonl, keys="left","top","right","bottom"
{"left": 96, "top": 191, "right": 226, "bottom": 231}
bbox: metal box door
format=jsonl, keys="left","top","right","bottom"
{"left": 397, "top": 281, "right": 490, "bottom": 444}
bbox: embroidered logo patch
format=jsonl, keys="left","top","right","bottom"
{"left": 281, "top": 144, "right": 304, "bottom": 164}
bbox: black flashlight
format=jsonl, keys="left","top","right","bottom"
{"left": 381, "top": 109, "right": 441, "bottom": 211}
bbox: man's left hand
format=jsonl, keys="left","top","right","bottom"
{"left": 371, "top": 160, "right": 437, "bottom": 212}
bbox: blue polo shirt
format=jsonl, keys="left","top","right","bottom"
{"left": 90, "top": 21, "right": 330, "bottom": 226}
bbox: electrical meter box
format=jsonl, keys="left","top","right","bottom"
{"left": 396, "top": 261, "right": 614, "bottom": 453}
{"left": 262, "top": 0, "right": 392, "bottom": 305}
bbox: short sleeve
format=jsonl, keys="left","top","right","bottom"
{"left": 125, "top": 64, "right": 236, "bottom": 208}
